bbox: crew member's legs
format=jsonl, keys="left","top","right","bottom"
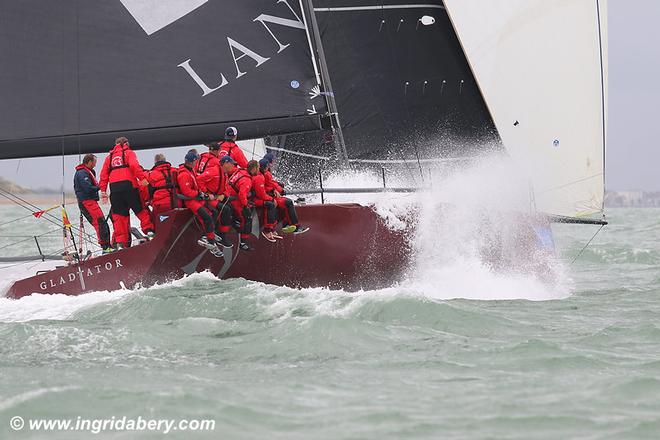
{"left": 127, "top": 187, "right": 155, "bottom": 234}
{"left": 275, "top": 197, "right": 299, "bottom": 226}
{"left": 196, "top": 207, "right": 216, "bottom": 240}
{"left": 184, "top": 200, "right": 215, "bottom": 240}
{"left": 231, "top": 201, "right": 253, "bottom": 245}
{"left": 206, "top": 200, "right": 233, "bottom": 248}
{"left": 253, "top": 200, "right": 277, "bottom": 232}
{"left": 79, "top": 200, "right": 110, "bottom": 248}
{"left": 109, "top": 191, "right": 130, "bottom": 246}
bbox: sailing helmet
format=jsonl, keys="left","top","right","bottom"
{"left": 225, "top": 126, "right": 238, "bottom": 139}
{"left": 258, "top": 158, "right": 270, "bottom": 170}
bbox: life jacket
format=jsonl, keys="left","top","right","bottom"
{"left": 148, "top": 161, "right": 178, "bottom": 209}
{"left": 219, "top": 141, "right": 249, "bottom": 169}
{"left": 196, "top": 152, "right": 225, "bottom": 195}
{"left": 227, "top": 168, "right": 252, "bottom": 207}
{"left": 100, "top": 143, "right": 145, "bottom": 191}
{"left": 196, "top": 152, "right": 215, "bottom": 174}
{"left": 176, "top": 164, "right": 202, "bottom": 200}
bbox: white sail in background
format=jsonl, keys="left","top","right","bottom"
{"left": 444, "top": 0, "right": 608, "bottom": 219}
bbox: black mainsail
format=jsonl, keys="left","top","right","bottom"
{"left": 271, "top": 0, "right": 500, "bottom": 165}
{"left": 0, "top": 0, "right": 325, "bottom": 159}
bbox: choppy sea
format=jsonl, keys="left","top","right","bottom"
{"left": 0, "top": 200, "right": 659, "bottom": 439}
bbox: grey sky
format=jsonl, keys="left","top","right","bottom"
{"left": 0, "top": 1, "right": 655, "bottom": 191}
{"left": 607, "top": 0, "right": 659, "bottom": 191}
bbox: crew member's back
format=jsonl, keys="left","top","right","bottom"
{"left": 99, "top": 137, "right": 154, "bottom": 248}
{"left": 147, "top": 153, "right": 178, "bottom": 218}
{"left": 219, "top": 127, "right": 248, "bottom": 169}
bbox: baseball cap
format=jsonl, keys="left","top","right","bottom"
{"left": 220, "top": 155, "right": 236, "bottom": 165}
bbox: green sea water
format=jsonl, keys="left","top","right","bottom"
{"left": 0, "top": 207, "right": 659, "bottom": 439}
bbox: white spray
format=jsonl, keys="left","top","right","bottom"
{"left": 318, "top": 155, "right": 570, "bottom": 301}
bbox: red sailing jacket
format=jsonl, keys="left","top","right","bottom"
{"left": 227, "top": 168, "right": 252, "bottom": 207}
{"left": 196, "top": 152, "right": 226, "bottom": 195}
{"left": 219, "top": 141, "right": 248, "bottom": 169}
{"left": 251, "top": 173, "right": 273, "bottom": 202}
{"left": 99, "top": 144, "right": 146, "bottom": 192}
{"left": 148, "top": 161, "right": 178, "bottom": 208}
{"left": 176, "top": 164, "right": 202, "bottom": 200}
{"left": 263, "top": 169, "right": 283, "bottom": 194}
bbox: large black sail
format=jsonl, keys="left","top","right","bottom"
{"left": 0, "top": 0, "right": 325, "bottom": 159}
{"left": 276, "top": 0, "right": 500, "bottom": 163}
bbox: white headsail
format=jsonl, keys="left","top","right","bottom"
{"left": 444, "top": 0, "right": 608, "bottom": 219}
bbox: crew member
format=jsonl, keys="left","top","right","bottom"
{"left": 197, "top": 143, "right": 232, "bottom": 248}
{"left": 262, "top": 153, "right": 284, "bottom": 196}
{"left": 176, "top": 151, "right": 222, "bottom": 252}
{"left": 221, "top": 156, "right": 253, "bottom": 250}
{"left": 219, "top": 127, "right": 248, "bottom": 168}
{"left": 99, "top": 137, "right": 155, "bottom": 249}
{"left": 73, "top": 154, "right": 112, "bottom": 253}
{"left": 247, "top": 160, "right": 278, "bottom": 242}
{"left": 137, "top": 168, "right": 151, "bottom": 210}
{"left": 147, "top": 154, "right": 178, "bottom": 218}
{"left": 259, "top": 158, "right": 309, "bottom": 235}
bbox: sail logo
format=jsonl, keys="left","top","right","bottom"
{"left": 176, "top": 0, "right": 307, "bottom": 97}
{"left": 119, "top": 0, "right": 208, "bottom": 36}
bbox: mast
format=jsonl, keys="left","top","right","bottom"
{"left": 300, "top": 0, "right": 349, "bottom": 164}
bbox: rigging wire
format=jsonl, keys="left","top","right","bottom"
{"left": 0, "top": 188, "right": 98, "bottom": 247}
{"left": 570, "top": 224, "right": 605, "bottom": 266}
{"left": 0, "top": 212, "right": 40, "bottom": 228}
{"left": 0, "top": 228, "right": 62, "bottom": 253}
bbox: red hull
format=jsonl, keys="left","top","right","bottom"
{"left": 6, "top": 204, "right": 410, "bottom": 299}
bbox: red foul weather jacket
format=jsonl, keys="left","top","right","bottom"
{"left": 227, "top": 168, "right": 252, "bottom": 208}
{"left": 196, "top": 152, "right": 227, "bottom": 196}
{"left": 176, "top": 165, "right": 203, "bottom": 200}
{"left": 263, "top": 169, "right": 283, "bottom": 194}
{"left": 99, "top": 144, "right": 146, "bottom": 192}
{"left": 251, "top": 173, "right": 273, "bottom": 203}
{"left": 219, "top": 141, "right": 249, "bottom": 169}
